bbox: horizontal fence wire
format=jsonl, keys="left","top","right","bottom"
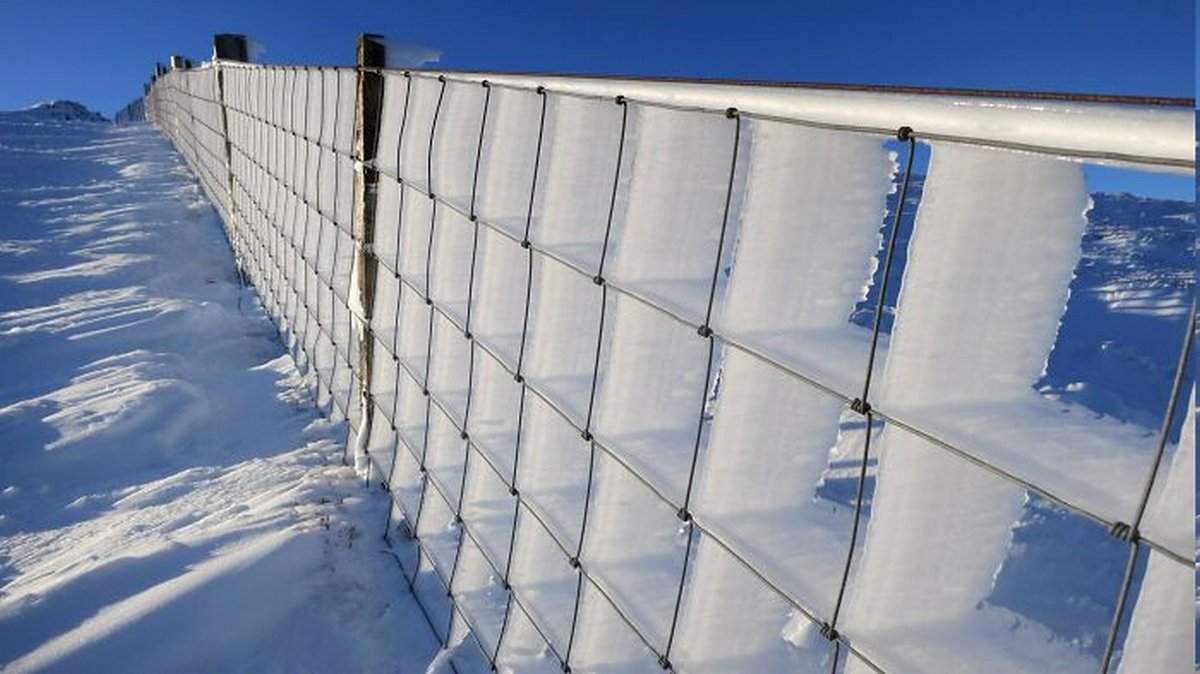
{"left": 145, "top": 57, "right": 1195, "bottom": 674}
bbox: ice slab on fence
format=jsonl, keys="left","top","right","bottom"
{"left": 591, "top": 293, "right": 710, "bottom": 504}
{"left": 471, "top": 224, "right": 529, "bottom": 366}
{"left": 466, "top": 350, "right": 523, "bottom": 475}
{"left": 450, "top": 533, "right": 509, "bottom": 656}
{"left": 607, "top": 104, "right": 739, "bottom": 322}
{"left": 712, "top": 119, "right": 893, "bottom": 396}
{"left": 570, "top": 582, "right": 660, "bottom": 673}
{"left": 459, "top": 446, "right": 518, "bottom": 573}
{"left": 845, "top": 143, "right": 1102, "bottom": 674}
{"left": 516, "top": 392, "right": 592, "bottom": 549}
{"left": 432, "top": 79, "right": 486, "bottom": 212}
{"left": 495, "top": 600, "right": 564, "bottom": 674}
{"left": 870, "top": 144, "right": 1169, "bottom": 526}
{"left": 523, "top": 256, "right": 603, "bottom": 426}
{"left": 400, "top": 75, "right": 444, "bottom": 194}
{"left": 376, "top": 72, "right": 410, "bottom": 175}
{"left": 673, "top": 534, "right": 834, "bottom": 673}
{"left": 508, "top": 509, "right": 578, "bottom": 656}
{"left": 476, "top": 86, "right": 543, "bottom": 235}
{"left": 1116, "top": 390, "right": 1195, "bottom": 674}
{"left": 577, "top": 450, "right": 690, "bottom": 652}
{"left": 531, "top": 94, "right": 626, "bottom": 274}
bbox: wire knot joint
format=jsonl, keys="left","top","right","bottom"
{"left": 1109, "top": 521, "right": 1139, "bottom": 543}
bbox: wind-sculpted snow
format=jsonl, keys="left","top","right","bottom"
{"left": 0, "top": 115, "right": 439, "bottom": 673}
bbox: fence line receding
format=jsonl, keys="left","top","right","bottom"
{"left": 142, "top": 33, "right": 1196, "bottom": 674}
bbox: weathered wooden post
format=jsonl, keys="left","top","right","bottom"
{"left": 350, "top": 33, "right": 386, "bottom": 470}
{"left": 213, "top": 33, "right": 249, "bottom": 62}
{"left": 212, "top": 34, "right": 249, "bottom": 280}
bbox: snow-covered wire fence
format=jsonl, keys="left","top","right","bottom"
{"left": 143, "top": 34, "right": 1195, "bottom": 674}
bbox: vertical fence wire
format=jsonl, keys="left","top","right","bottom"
{"left": 1098, "top": 301, "right": 1195, "bottom": 674}
{"left": 824, "top": 131, "right": 918, "bottom": 670}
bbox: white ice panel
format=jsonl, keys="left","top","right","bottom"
{"left": 424, "top": 399, "right": 468, "bottom": 508}
{"left": 399, "top": 76, "right": 445, "bottom": 194}
{"left": 523, "top": 257, "right": 603, "bottom": 426}
{"left": 450, "top": 533, "right": 509, "bottom": 656}
{"left": 495, "top": 598, "right": 564, "bottom": 674}
{"left": 569, "top": 582, "right": 659, "bottom": 674}
{"left": 376, "top": 72, "right": 410, "bottom": 175}
{"left": 690, "top": 350, "right": 849, "bottom": 620}
{"left": 476, "top": 86, "right": 544, "bottom": 236}
{"left": 515, "top": 393, "right": 591, "bottom": 550}
{"left": 578, "top": 451, "right": 689, "bottom": 651}
{"left": 845, "top": 144, "right": 1100, "bottom": 674}
{"left": 432, "top": 80, "right": 487, "bottom": 211}
{"left": 591, "top": 294, "right": 710, "bottom": 504}
{"left": 607, "top": 105, "right": 738, "bottom": 322}
{"left": 471, "top": 219, "right": 530, "bottom": 366}
{"left": 713, "top": 120, "right": 893, "bottom": 396}
{"left": 460, "top": 448, "right": 518, "bottom": 574}
{"left": 508, "top": 511, "right": 578, "bottom": 656}
{"left": 673, "top": 535, "right": 834, "bottom": 674}
{"left": 466, "top": 350, "right": 523, "bottom": 477}
{"left": 532, "top": 94, "right": 626, "bottom": 273}
{"left": 1139, "top": 390, "right": 1195, "bottom": 558}
{"left": 429, "top": 205, "right": 476, "bottom": 323}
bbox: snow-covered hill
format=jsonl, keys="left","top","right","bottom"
{"left": 0, "top": 101, "right": 107, "bottom": 124}
{"left": 0, "top": 112, "right": 438, "bottom": 672}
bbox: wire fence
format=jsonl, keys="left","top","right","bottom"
{"left": 144, "top": 37, "right": 1195, "bottom": 674}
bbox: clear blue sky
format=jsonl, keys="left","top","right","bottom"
{"left": 0, "top": 0, "right": 1193, "bottom": 196}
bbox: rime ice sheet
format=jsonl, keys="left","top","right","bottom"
{"left": 845, "top": 144, "right": 1096, "bottom": 674}
{"left": 684, "top": 121, "right": 892, "bottom": 624}
{"left": 577, "top": 451, "right": 689, "bottom": 652}
{"left": 673, "top": 536, "right": 835, "bottom": 673}
{"left": 432, "top": 80, "right": 486, "bottom": 211}
{"left": 1116, "top": 391, "right": 1195, "bottom": 674}
{"left": 591, "top": 294, "right": 710, "bottom": 503}
{"left": 532, "top": 95, "right": 625, "bottom": 273}
{"left": 476, "top": 86, "right": 543, "bottom": 235}
{"left": 871, "top": 144, "right": 1164, "bottom": 526}
{"left": 607, "top": 105, "right": 738, "bottom": 321}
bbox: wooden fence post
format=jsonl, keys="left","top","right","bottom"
{"left": 212, "top": 34, "right": 248, "bottom": 279}
{"left": 351, "top": 33, "right": 386, "bottom": 470}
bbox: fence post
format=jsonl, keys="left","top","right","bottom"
{"left": 213, "top": 33, "right": 249, "bottom": 62}
{"left": 212, "top": 34, "right": 248, "bottom": 279}
{"left": 350, "top": 33, "right": 386, "bottom": 471}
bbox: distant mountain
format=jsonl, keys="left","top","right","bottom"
{"left": 0, "top": 100, "right": 107, "bottom": 123}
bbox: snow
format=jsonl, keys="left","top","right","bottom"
{"left": 0, "top": 110, "right": 439, "bottom": 672}
{"left": 14, "top": 60, "right": 1193, "bottom": 674}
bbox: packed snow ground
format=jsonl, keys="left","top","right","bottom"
{"left": 0, "top": 110, "right": 440, "bottom": 672}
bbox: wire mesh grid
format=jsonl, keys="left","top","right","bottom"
{"left": 145, "top": 60, "right": 1195, "bottom": 674}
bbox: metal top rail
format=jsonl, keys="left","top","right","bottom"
{"left": 204, "top": 58, "right": 1196, "bottom": 170}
